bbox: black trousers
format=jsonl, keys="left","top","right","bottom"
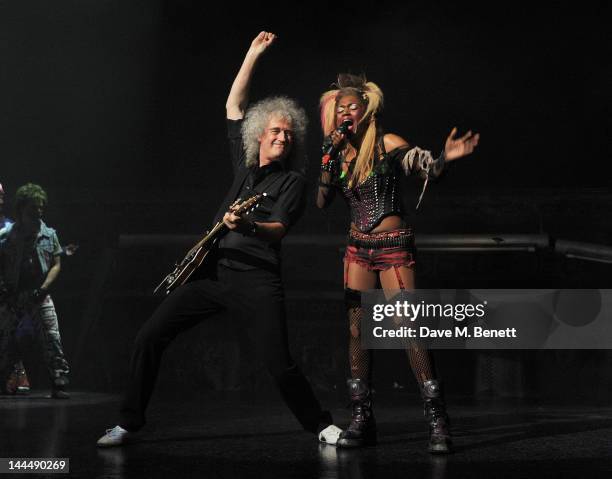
{"left": 120, "top": 263, "right": 331, "bottom": 433}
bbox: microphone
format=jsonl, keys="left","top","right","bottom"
{"left": 322, "top": 119, "right": 353, "bottom": 161}
{"left": 337, "top": 118, "right": 354, "bottom": 134}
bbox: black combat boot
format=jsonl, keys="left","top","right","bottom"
{"left": 422, "top": 379, "right": 452, "bottom": 453}
{"left": 337, "top": 379, "right": 377, "bottom": 448}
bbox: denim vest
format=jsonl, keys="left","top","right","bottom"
{"left": 0, "top": 220, "right": 61, "bottom": 291}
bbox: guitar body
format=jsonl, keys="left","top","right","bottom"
{"left": 154, "top": 194, "right": 263, "bottom": 296}
{"left": 154, "top": 241, "right": 216, "bottom": 295}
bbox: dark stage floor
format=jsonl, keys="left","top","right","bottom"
{"left": 2, "top": 391, "right": 612, "bottom": 478}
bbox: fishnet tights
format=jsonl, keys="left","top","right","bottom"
{"left": 348, "top": 305, "right": 371, "bottom": 381}
{"left": 406, "top": 342, "right": 435, "bottom": 383}
{"left": 344, "top": 260, "right": 437, "bottom": 385}
{"left": 347, "top": 305, "right": 436, "bottom": 383}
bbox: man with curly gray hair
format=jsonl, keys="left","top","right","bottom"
{"left": 98, "top": 31, "right": 341, "bottom": 448}
{"left": 240, "top": 95, "right": 307, "bottom": 172}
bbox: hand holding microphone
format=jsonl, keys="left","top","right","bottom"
{"left": 323, "top": 119, "right": 353, "bottom": 155}
{"left": 321, "top": 119, "right": 353, "bottom": 171}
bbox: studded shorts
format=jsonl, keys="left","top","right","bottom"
{"left": 344, "top": 229, "right": 416, "bottom": 287}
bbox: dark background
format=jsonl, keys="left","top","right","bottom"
{"left": 2, "top": 2, "right": 610, "bottom": 219}
{"left": 2, "top": 1, "right": 612, "bottom": 398}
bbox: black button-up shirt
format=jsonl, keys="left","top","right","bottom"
{"left": 215, "top": 119, "right": 306, "bottom": 271}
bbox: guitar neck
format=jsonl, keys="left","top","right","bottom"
{"left": 193, "top": 221, "right": 227, "bottom": 250}
{"left": 194, "top": 198, "right": 259, "bottom": 251}
{"left": 207, "top": 221, "right": 227, "bottom": 240}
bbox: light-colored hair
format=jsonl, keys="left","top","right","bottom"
{"left": 320, "top": 75, "right": 383, "bottom": 187}
{"left": 241, "top": 96, "right": 308, "bottom": 171}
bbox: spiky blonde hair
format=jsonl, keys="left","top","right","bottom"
{"left": 320, "top": 74, "right": 383, "bottom": 187}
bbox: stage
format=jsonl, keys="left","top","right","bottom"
{"left": 2, "top": 1, "right": 612, "bottom": 478}
{"left": 3, "top": 391, "right": 612, "bottom": 478}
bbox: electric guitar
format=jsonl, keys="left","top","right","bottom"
{"left": 154, "top": 194, "right": 264, "bottom": 295}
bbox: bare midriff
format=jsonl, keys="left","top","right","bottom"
{"left": 350, "top": 214, "right": 405, "bottom": 234}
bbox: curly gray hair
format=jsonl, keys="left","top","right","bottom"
{"left": 241, "top": 96, "right": 307, "bottom": 171}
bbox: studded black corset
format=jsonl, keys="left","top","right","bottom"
{"left": 339, "top": 154, "right": 403, "bottom": 232}
{"left": 317, "top": 136, "right": 446, "bottom": 233}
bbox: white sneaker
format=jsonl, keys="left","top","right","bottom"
{"left": 318, "top": 425, "right": 343, "bottom": 445}
{"left": 97, "top": 426, "right": 132, "bottom": 447}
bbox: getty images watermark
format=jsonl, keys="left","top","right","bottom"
{"left": 361, "top": 289, "right": 612, "bottom": 349}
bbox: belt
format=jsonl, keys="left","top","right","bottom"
{"left": 348, "top": 228, "right": 414, "bottom": 249}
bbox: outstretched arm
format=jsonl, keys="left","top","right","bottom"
{"left": 394, "top": 128, "right": 479, "bottom": 180}
{"left": 226, "top": 31, "right": 277, "bottom": 120}
{"left": 444, "top": 127, "right": 479, "bottom": 162}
